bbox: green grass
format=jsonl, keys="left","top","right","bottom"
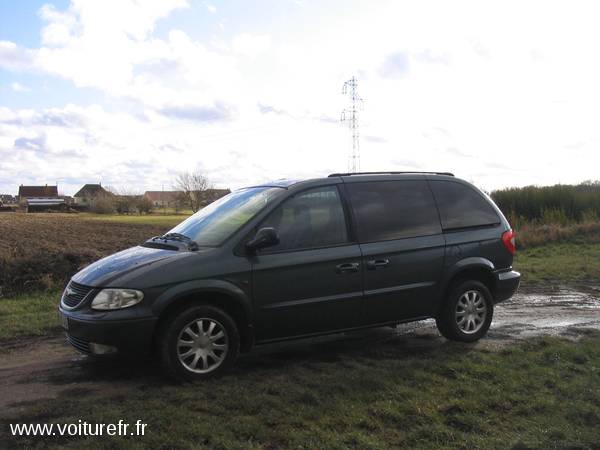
{"left": 515, "top": 242, "right": 600, "bottom": 285}
{"left": 3, "top": 331, "right": 600, "bottom": 449}
{"left": 79, "top": 213, "right": 190, "bottom": 227}
{"left": 0, "top": 290, "right": 61, "bottom": 341}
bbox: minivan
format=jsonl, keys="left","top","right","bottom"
{"left": 58, "top": 172, "right": 520, "bottom": 381}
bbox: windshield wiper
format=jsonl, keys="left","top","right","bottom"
{"left": 155, "top": 232, "right": 191, "bottom": 242}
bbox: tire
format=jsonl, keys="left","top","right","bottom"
{"left": 436, "top": 280, "right": 494, "bottom": 342}
{"left": 158, "top": 304, "right": 240, "bottom": 382}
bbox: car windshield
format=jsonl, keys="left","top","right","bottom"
{"left": 166, "top": 187, "right": 283, "bottom": 247}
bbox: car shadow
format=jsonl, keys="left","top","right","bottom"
{"left": 14, "top": 323, "right": 477, "bottom": 390}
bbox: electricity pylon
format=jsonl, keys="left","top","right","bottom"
{"left": 341, "top": 76, "right": 363, "bottom": 173}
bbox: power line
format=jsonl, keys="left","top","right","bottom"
{"left": 341, "top": 76, "right": 363, "bottom": 173}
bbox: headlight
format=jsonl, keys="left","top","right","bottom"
{"left": 91, "top": 289, "right": 144, "bottom": 310}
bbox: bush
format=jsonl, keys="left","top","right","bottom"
{"left": 516, "top": 221, "right": 600, "bottom": 249}
{"left": 136, "top": 196, "right": 153, "bottom": 214}
{"left": 90, "top": 197, "right": 115, "bottom": 214}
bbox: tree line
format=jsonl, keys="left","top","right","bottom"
{"left": 491, "top": 181, "right": 600, "bottom": 225}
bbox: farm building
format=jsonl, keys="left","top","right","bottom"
{"left": 144, "top": 191, "right": 182, "bottom": 208}
{"left": 25, "top": 197, "right": 66, "bottom": 212}
{"left": 18, "top": 185, "right": 58, "bottom": 205}
{"left": 73, "top": 183, "right": 112, "bottom": 206}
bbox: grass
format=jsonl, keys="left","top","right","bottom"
{"left": 3, "top": 331, "right": 600, "bottom": 449}
{"left": 514, "top": 242, "right": 600, "bottom": 285}
{"left": 0, "top": 290, "right": 61, "bottom": 341}
{"left": 79, "top": 212, "right": 190, "bottom": 227}
{"left": 516, "top": 221, "right": 600, "bottom": 249}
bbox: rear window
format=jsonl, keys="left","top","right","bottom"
{"left": 430, "top": 180, "right": 500, "bottom": 230}
{"left": 346, "top": 180, "right": 441, "bottom": 242}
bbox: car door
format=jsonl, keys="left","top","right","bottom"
{"left": 344, "top": 178, "right": 445, "bottom": 324}
{"left": 251, "top": 185, "right": 363, "bottom": 341}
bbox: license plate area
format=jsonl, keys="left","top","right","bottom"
{"left": 59, "top": 311, "right": 69, "bottom": 330}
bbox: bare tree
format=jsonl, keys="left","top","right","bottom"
{"left": 106, "top": 186, "right": 140, "bottom": 215}
{"left": 175, "top": 171, "right": 212, "bottom": 212}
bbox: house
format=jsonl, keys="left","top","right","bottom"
{"left": 73, "top": 183, "right": 112, "bottom": 206}
{"left": 18, "top": 185, "right": 58, "bottom": 204}
{"left": 0, "top": 194, "right": 17, "bottom": 205}
{"left": 144, "top": 191, "right": 182, "bottom": 208}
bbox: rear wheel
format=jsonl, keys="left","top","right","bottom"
{"left": 159, "top": 304, "right": 239, "bottom": 381}
{"left": 436, "top": 280, "right": 493, "bottom": 342}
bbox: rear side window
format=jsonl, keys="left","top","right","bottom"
{"left": 346, "top": 180, "right": 441, "bottom": 242}
{"left": 430, "top": 180, "right": 500, "bottom": 230}
{"left": 260, "top": 186, "right": 348, "bottom": 252}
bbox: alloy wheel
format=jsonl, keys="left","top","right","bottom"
{"left": 176, "top": 318, "right": 229, "bottom": 373}
{"left": 455, "top": 290, "right": 487, "bottom": 334}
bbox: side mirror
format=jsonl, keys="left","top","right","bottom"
{"left": 246, "top": 227, "right": 279, "bottom": 253}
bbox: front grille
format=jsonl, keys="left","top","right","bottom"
{"left": 66, "top": 334, "right": 91, "bottom": 354}
{"left": 61, "top": 281, "right": 93, "bottom": 308}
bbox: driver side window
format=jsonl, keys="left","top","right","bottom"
{"left": 260, "top": 186, "right": 348, "bottom": 253}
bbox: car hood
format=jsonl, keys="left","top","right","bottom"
{"left": 71, "top": 246, "right": 195, "bottom": 287}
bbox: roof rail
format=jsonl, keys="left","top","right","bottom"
{"left": 327, "top": 171, "right": 454, "bottom": 177}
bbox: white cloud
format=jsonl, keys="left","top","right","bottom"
{"left": 232, "top": 33, "right": 271, "bottom": 58}
{"left": 1, "top": 0, "right": 600, "bottom": 194}
{"left": 204, "top": 2, "right": 217, "bottom": 13}
{"left": 10, "top": 82, "right": 30, "bottom": 92}
{"left": 0, "top": 40, "right": 34, "bottom": 70}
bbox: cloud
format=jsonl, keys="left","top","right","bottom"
{"left": 413, "top": 49, "right": 451, "bottom": 65}
{"left": 446, "top": 147, "right": 471, "bottom": 157}
{"left": 257, "top": 103, "right": 288, "bottom": 115}
{"left": 257, "top": 104, "right": 337, "bottom": 125}
{"left": 14, "top": 135, "right": 46, "bottom": 151}
{"left": 11, "top": 82, "right": 30, "bottom": 92}
{"left": 379, "top": 51, "right": 410, "bottom": 78}
{"left": 564, "top": 141, "right": 585, "bottom": 150}
{"left": 204, "top": 2, "right": 217, "bottom": 13}
{"left": 159, "top": 102, "right": 235, "bottom": 122}
{"left": 232, "top": 33, "right": 271, "bottom": 57}
{"left": 0, "top": 41, "right": 34, "bottom": 71}
{"left": 2, "top": 0, "right": 600, "bottom": 194}
{"left": 364, "top": 135, "right": 388, "bottom": 144}
{"left": 391, "top": 158, "right": 421, "bottom": 169}
{"left": 484, "top": 161, "right": 512, "bottom": 170}
{"left": 3, "top": 106, "right": 87, "bottom": 127}
{"left": 314, "top": 114, "right": 338, "bottom": 124}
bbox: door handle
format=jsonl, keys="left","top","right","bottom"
{"left": 366, "top": 258, "right": 390, "bottom": 270}
{"left": 335, "top": 262, "right": 360, "bottom": 274}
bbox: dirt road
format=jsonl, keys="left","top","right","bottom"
{"left": 2, "top": 285, "right": 599, "bottom": 419}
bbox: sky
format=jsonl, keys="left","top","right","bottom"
{"left": 0, "top": 0, "right": 598, "bottom": 196}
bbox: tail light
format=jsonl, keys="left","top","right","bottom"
{"left": 502, "top": 230, "right": 516, "bottom": 255}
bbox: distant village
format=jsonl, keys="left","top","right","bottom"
{"left": 0, "top": 183, "right": 230, "bottom": 213}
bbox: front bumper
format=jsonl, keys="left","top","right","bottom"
{"left": 494, "top": 269, "right": 521, "bottom": 303}
{"left": 59, "top": 308, "right": 157, "bottom": 356}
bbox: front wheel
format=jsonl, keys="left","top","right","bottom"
{"left": 436, "top": 280, "right": 493, "bottom": 342}
{"left": 158, "top": 304, "right": 240, "bottom": 381}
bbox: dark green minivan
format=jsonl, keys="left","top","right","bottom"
{"left": 58, "top": 172, "right": 520, "bottom": 381}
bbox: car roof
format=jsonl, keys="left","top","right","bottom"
{"left": 248, "top": 172, "right": 457, "bottom": 190}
